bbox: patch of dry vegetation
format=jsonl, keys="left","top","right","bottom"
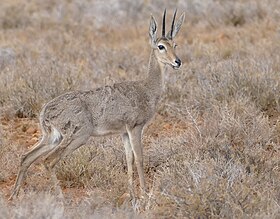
{"left": 0, "top": 0, "right": 280, "bottom": 218}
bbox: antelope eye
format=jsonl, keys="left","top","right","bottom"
{"left": 174, "top": 44, "right": 178, "bottom": 48}
{"left": 158, "top": 45, "right": 165, "bottom": 50}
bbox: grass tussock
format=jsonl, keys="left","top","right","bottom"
{"left": 0, "top": 0, "right": 280, "bottom": 218}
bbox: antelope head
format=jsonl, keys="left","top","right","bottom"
{"left": 149, "top": 9, "right": 185, "bottom": 70}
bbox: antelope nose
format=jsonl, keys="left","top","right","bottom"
{"left": 175, "top": 58, "right": 181, "bottom": 67}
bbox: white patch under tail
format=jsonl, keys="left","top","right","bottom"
{"left": 51, "top": 126, "right": 62, "bottom": 145}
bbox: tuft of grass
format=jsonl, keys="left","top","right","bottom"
{"left": 56, "top": 137, "right": 128, "bottom": 200}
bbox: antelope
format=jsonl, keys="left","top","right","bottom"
{"left": 10, "top": 9, "right": 185, "bottom": 200}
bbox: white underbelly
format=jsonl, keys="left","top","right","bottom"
{"left": 92, "top": 126, "right": 126, "bottom": 136}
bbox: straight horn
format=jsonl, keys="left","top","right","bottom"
{"left": 162, "top": 9, "right": 166, "bottom": 37}
{"left": 170, "top": 9, "right": 177, "bottom": 39}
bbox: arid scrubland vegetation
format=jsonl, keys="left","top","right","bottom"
{"left": 0, "top": 0, "right": 280, "bottom": 218}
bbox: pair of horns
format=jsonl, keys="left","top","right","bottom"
{"left": 162, "top": 9, "right": 177, "bottom": 39}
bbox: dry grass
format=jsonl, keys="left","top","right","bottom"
{"left": 0, "top": 0, "right": 280, "bottom": 218}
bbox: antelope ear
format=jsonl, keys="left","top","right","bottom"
{"left": 167, "top": 12, "right": 185, "bottom": 39}
{"left": 149, "top": 15, "right": 157, "bottom": 47}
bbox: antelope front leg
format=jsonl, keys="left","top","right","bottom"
{"left": 122, "top": 133, "right": 135, "bottom": 198}
{"left": 126, "top": 125, "right": 146, "bottom": 195}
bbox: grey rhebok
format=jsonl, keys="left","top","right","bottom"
{"left": 10, "top": 9, "right": 185, "bottom": 200}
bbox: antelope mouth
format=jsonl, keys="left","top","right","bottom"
{"left": 171, "top": 64, "right": 180, "bottom": 70}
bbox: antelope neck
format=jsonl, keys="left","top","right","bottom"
{"left": 145, "top": 49, "right": 166, "bottom": 96}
